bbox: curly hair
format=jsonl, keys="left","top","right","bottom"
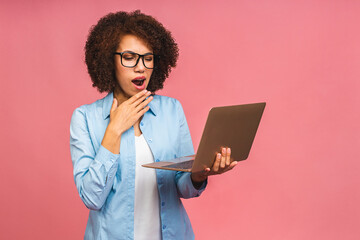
{"left": 85, "top": 10, "right": 179, "bottom": 93}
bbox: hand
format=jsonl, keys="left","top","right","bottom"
{"left": 108, "top": 90, "right": 153, "bottom": 136}
{"left": 191, "top": 147, "right": 238, "bottom": 184}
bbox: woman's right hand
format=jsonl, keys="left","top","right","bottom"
{"left": 101, "top": 90, "right": 152, "bottom": 154}
{"left": 108, "top": 90, "right": 153, "bottom": 136}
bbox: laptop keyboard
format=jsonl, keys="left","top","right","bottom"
{"left": 164, "top": 160, "right": 194, "bottom": 170}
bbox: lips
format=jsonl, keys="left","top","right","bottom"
{"left": 132, "top": 76, "right": 146, "bottom": 86}
{"left": 132, "top": 79, "right": 145, "bottom": 86}
{"left": 131, "top": 76, "right": 146, "bottom": 90}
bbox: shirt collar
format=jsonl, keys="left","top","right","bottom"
{"left": 102, "top": 92, "right": 158, "bottom": 119}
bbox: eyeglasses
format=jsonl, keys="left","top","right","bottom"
{"left": 114, "top": 51, "right": 156, "bottom": 69}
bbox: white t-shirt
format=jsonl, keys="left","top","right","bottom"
{"left": 134, "top": 134, "right": 161, "bottom": 240}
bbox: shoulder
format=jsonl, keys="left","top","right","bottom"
{"left": 151, "top": 94, "right": 187, "bottom": 120}
{"left": 71, "top": 94, "right": 110, "bottom": 124}
{"left": 152, "top": 94, "right": 182, "bottom": 109}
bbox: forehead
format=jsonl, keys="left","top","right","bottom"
{"left": 117, "top": 34, "right": 152, "bottom": 53}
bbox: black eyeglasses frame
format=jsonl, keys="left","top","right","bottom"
{"left": 114, "top": 51, "right": 158, "bottom": 69}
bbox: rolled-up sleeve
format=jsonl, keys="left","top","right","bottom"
{"left": 174, "top": 100, "right": 207, "bottom": 198}
{"left": 70, "top": 107, "right": 119, "bottom": 210}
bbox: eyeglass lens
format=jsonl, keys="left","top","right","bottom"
{"left": 121, "top": 52, "right": 154, "bottom": 69}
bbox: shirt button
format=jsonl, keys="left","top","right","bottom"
{"left": 161, "top": 202, "right": 165, "bottom": 207}
{"left": 162, "top": 225, "right": 166, "bottom": 230}
{"left": 148, "top": 139, "right": 152, "bottom": 142}
{"left": 140, "top": 122, "right": 144, "bottom": 126}
{"left": 156, "top": 159, "right": 159, "bottom": 162}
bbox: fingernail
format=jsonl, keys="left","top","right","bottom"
{"left": 227, "top": 148, "right": 231, "bottom": 153}
{"left": 222, "top": 148, "right": 226, "bottom": 154}
{"left": 217, "top": 153, "right": 221, "bottom": 158}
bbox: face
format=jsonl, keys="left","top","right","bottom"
{"left": 114, "top": 34, "right": 154, "bottom": 100}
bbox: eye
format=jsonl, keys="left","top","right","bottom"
{"left": 144, "top": 56, "right": 153, "bottom": 61}
{"left": 122, "top": 53, "right": 136, "bottom": 60}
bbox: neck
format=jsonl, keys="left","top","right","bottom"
{"left": 114, "top": 87, "right": 130, "bottom": 106}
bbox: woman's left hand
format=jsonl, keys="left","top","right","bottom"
{"left": 191, "top": 147, "right": 238, "bottom": 184}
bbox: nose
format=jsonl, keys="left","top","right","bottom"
{"left": 134, "top": 56, "right": 146, "bottom": 72}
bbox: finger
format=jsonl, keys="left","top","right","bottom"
{"left": 135, "top": 106, "right": 150, "bottom": 119}
{"left": 202, "top": 168, "right": 211, "bottom": 175}
{"left": 199, "top": 169, "right": 209, "bottom": 179}
{"left": 220, "top": 147, "right": 226, "bottom": 168}
{"left": 127, "top": 90, "right": 149, "bottom": 104}
{"left": 226, "top": 147, "right": 231, "bottom": 166}
{"left": 227, "top": 161, "right": 238, "bottom": 170}
{"left": 132, "top": 91, "right": 152, "bottom": 107}
{"left": 134, "top": 95, "right": 153, "bottom": 113}
{"left": 212, "top": 153, "right": 221, "bottom": 172}
{"left": 110, "top": 98, "right": 118, "bottom": 113}
{"left": 203, "top": 168, "right": 211, "bottom": 176}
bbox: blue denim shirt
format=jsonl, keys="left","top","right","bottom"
{"left": 70, "top": 92, "right": 206, "bottom": 240}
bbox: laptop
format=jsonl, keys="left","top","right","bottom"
{"left": 142, "top": 102, "right": 266, "bottom": 173}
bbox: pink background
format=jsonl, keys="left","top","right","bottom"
{"left": 1, "top": 0, "right": 359, "bottom": 239}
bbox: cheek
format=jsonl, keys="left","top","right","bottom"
{"left": 115, "top": 67, "right": 130, "bottom": 85}
{"left": 148, "top": 70, "right": 154, "bottom": 80}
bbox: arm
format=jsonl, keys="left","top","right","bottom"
{"left": 174, "top": 101, "right": 238, "bottom": 198}
{"left": 70, "top": 90, "right": 153, "bottom": 210}
{"left": 70, "top": 107, "right": 119, "bottom": 210}
{"left": 174, "top": 100, "right": 207, "bottom": 199}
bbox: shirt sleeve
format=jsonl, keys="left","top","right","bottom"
{"left": 70, "top": 107, "right": 119, "bottom": 210}
{"left": 174, "top": 100, "right": 207, "bottom": 199}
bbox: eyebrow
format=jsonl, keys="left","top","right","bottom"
{"left": 122, "top": 50, "right": 153, "bottom": 54}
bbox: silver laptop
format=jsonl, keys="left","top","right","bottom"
{"left": 142, "top": 102, "right": 266, "bottom": 173}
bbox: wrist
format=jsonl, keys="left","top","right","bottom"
{"left": 101, "top": 125, "right": 122, "bottom": 154}
{"left": 107, "top": 123, "right": 124, "bottom": 138}
{"left": 191, "top": 173, "right": 207, "bottom": 190}
{"left": 190, "top": 173, "right": 207, "bottom": 183}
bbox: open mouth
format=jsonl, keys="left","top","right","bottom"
{"left": 131, "top": 77, "right": 146, "bottom": 90}
{"left": 132, "top": 79, "right": 145, "bottom": 86}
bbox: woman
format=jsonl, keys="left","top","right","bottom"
{"left": 70, "top": 10, "right": 237, "bottom": 240}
